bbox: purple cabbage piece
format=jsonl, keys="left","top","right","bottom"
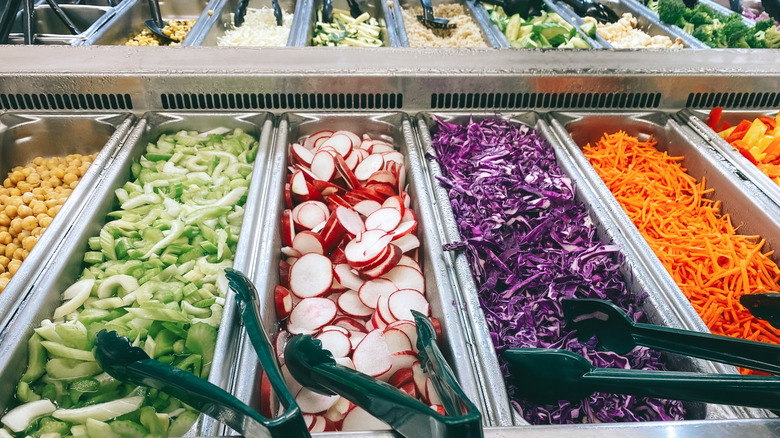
{"left": 429, "top": 117, "right": 686, "bottom": 424}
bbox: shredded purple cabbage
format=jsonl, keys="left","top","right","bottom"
{"left": 429, "top": 117, "right": 686, "bottom": 424}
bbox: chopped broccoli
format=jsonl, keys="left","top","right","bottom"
{"left": 692, "top": 23, "right": 714, "bottom": 42}
{"left": 688, "top": 11, "right": 713, "bottom": 25}
{"left": 765, "top": 25, "right": 780, "bottom": 48}
{"left": 755, "top": 18, "right": 775, "bottom": 32}
{"left": 657, "top": 0, "right": 689, "bottom": 26}
{"left": 645, "top": 0, "right": 659, "bottom": 13}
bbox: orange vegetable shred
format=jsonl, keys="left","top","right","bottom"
{"left": 583, "top": 131, "right": 780, "bottom": 375}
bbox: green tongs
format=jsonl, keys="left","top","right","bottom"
{"left": 502, "top": 299, "right": 780, "bottom": 409}
{"left": 94, "top": 269, "right": 309, "bottom": 438}
{"left": 284, "top": 310, "right": 483, "bottom": 438}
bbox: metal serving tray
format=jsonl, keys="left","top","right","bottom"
{"left": 0, "top": 112, "right": 275, "bottom": 437}
{"left": 186, "top": 0, "right": 308, "bottom": 46}
{"left": 415, "top": 112, "right": 753, "bottom": 426}
{"left": 7, "top": 4, "right": 115, "bottom": 45}
{"left": 0, "top": 112, "right": 134, "bottom": 336}
{"left": 678, "top": 109, "right": 780, "bottom": 211}
{"left": 302, "top": 0, "right": 398, "bottom": 46}
{"left": 393, "top": 0, "right": 500, "bottom": 47}
{"left": 81, "top": 0, "right": 217, "bottom": 45}
{"left": 549, "top": 0, "right": 708, "bottom": 48}
{"left": 548, "top": 111, "right": 780, "bottom": 418}
{"left": 225, "top": 112, "right": 489, "bottom": 434}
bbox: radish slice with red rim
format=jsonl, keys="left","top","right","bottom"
{"left": 287, "top": 297, "right": 337, "bottom": 334}
{"left": 289, "top": 253, "right": 334, "bottom": 298}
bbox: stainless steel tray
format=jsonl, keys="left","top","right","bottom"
{"left": 7, "top": 4, "right": 116, "bottom": 45}
{"left": 548, "top": 110, "right": 780, "bottom": 418}
{"left": 186, "top": 0, "right": 309, "bottom": 46}
{"left": 80, "top": 0, "right": 219, "bottom": 45}
{"left": 549, "top": 0, "right": 708, "bottom": 48}
{"left": 303, "top": 0, "right": 399, "bottom": 46}
{"left": 0, "top": 112, "right": 134, "bottom": 336}
{"left": 225, "top": 112, "right": 490, "bottom": 434}
{"left": 394, "top": 0, "right": 500, "bottom": 47}
{"left": 415, "top": 111, "right": 753, "bottom": 426}
{"left": 678, "top": 109, "right": 780, "bottom": 210}
{"left": 0, "top": 111, "right": 275, "bottom": 437}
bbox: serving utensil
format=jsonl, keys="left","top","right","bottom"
{"left": 235, "top": 0, "right": 283, "bottom": 27}
{"left": 740, "top": 293, "right": 780, "bottom": 330}
{"left": 417, "top": 0, "right": 456, "bottom": 30}
{"left": 144, "top": 0, "right": 176, "bottom": 43}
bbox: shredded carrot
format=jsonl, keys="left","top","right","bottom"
{"left": 583, "top": 131, "right": 780, "bottom": 376}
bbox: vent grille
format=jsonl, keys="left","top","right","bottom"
{"left": 0, "top": 93, "right": 132, "bottom": 110}
{"left": 686, "top": 92, "right": 780, "bottom": 108}
{"left": 430, "top": 92, "right": 661, "bottom": 110}
{"left": 161, "top": 93, "right": 404, "bottom": 110}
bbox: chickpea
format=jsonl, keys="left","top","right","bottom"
{"left": 17, "top": 205, "right": 32, "bottom": 219}
{"left": 9, "top": 188, "right": 20, "bottom": 197}
{"left": 21, "top": 236, "right": 37, "bottom": 252}
{"left": 0, "top": 214, "right": 9, "bottom": 227}
{"left": 38, "top": 216, "right": 52, "bottom": 228}
{"left": 9, "top": 218, "right": 22, "bottom": 236}
{"left": 5, "top": 205, "right": 16, "bottom": 219}
{"left": 21, "top": 192, "right": 34, "bottom": 204}
{"left": 53, "top": 168, "right": 65, "bottom": 180}
{"left": 7, "top": 259, "right": 21, "bottom": 276}
{"left": 0, "top": 277, "right": 10, "bottom": 291}
{"left": 22, "top": 216, "right": 37, "bottom": 231}
{"left": 5, "top": 243, "right": 17, "bottom": 259}
{"left": 0, "top": 232, "right": 11, "bottom": 245}
{"left": 48, "top": 206, "right": 60, "bottom": 217}
{"left": 44, "top": 199, "right": 58, "bottom": 209}
{"left": 6, "top": 197, "right": 20, "bottom": 208}
{"left": 0, "top": 256, "right": 10, "bottom": 267}
{"left": 17, "top": 182, "right": 30, "bottom": 193}
{"left": 49, "top": 177, "right": 61, "bottom": 187}
{"left": 12, "top": 248, "right": 24, "bottom": 261}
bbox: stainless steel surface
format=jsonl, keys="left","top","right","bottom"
{"left": 551, "top": 0, "right": 708, "bottom": 48}
{"left": 393, "top": 0, "right": 500, "bottom": 47}
{"left": 226, "top": 112, "right": 490, "bottom": 434}
{"left": 0, "top": 111, "right": 274, "bottom": 438}
{"left": 619, "top": 0, "right": 725, "bottom": 47}
{"left": 186, "top": 0, "right": 307, "bottom": 46}
{"left": 415, "top": 112, "right": 752, "bottom": 427}
{"left": 7, "top": 4, "right": 114, "bottom": 44}
{"left": 679, "top": 109, "right": 780, "bottom": 211}
{"left": 304, "top": 0, "right": 398, "bottom": 46}
{"left": 81, "top": 0, "right": 217, "bottom": 45}
{"left": 548, "top": 111, "right": 780, "bottom": 419}
{"left": 0, "top": 112, "right": 134, "bottom": 336}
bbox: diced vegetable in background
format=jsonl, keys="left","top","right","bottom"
{"left": 1, "top": 128, "right": 258, "bottom": 437}
{"left": 484, "top": 4, "right": 590, "bottom": 48}
{"left": 429, "top": 117, "right": 684, "bottom": 423}
{"left": 708, "top": 108, "right": 780, "bottom": 184}
{"left": 312, "top": 9, "right": 385, "bottom": 47}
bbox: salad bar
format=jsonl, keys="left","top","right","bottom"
{"left": 2, "top": 0, "right": 780, "bottom": 435}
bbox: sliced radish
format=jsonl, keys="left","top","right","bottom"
{"left": 401, "top": 208, "right": 416, "bottom": 224}
{"left": 365, "top": 208, "right": 402, "bottom": 232}
{"left": 341, "top": 407, "right": 391, "bottom": 431}
{"left": 282, "top": 364, "right": 303, "bottom": 396}
{"left": 367, "top": 183, "right": 396, "bottom": 198}
{"left": 371, "top": 142, "right": 395, "bottom": 154}
{"left": 337, "top": 289, "right": 373, "bottom": 318}
{"left": 320, "top": 133, "right": 353, "bottom": 157}
{"left": 335, "top": 206, "right": 365, "bottom": 237}
{"left": 291, "top": 143, "right": 314, "bottom": 166}
{"left": 344, "top": 229, "right": 393, "bottom": 269}
{"left": 312, "top": 179, "right": 342, "bottom": 197}
{"left": 334, "top": 357, "right": 355, "bottom": 370}
{"left": 330, "top": 248, "right": 348, "bottom": 264}
{"left": 292, "top": 231, "right": 325, "bottom": 255}
{"left": 426, "top": 379, "right": 442, "bottom": 406}
{"left": 289, "top": 253, "right": 333, "bottom": 298}
{"left": 394, "top": 234, "right": 420, "bottom": 253}
{"left": 287, "top": 297, "right": 337, "bottom": 334}
{"left": 367, "top": 170, "right": 397, "bottom": 186}
{"left": 388, "top": 289, "right": 430, "bottom": 322}
{"left": 292, "top": 200, "right": 329, "bottom": 231}
{"left": 280, "top": 260, "right": 291, "bottom": 288}
{"left": 311, "top": 150, "right": 337, "bottom": 181}
{"left": 309, "top": 415, "right": 327, "bottom": 432}
{"left": 333, "top": 264, "right": 364, "bottom": 291}
{"left": 358, "top": 278, "right": 398, "bottom": 309}
{"left": 349, "top": 331, "right": 367, "bottom": 349}
{"left": 286, "top": 257, "right": 299, "bottom": 266}
{"left": 400, "top": 381, "right": 417, "bottom": 398}
{"left": 335, "top": 154, "right": 362, "bottom": 190}
{"left": 391, "top": 221, "right": 417, "bottom": 240}
{"left": 352, "top": 329, "right": 392, "bottom": 377}
{"left": 381, "top": 265, "right": 424, "bottom": 293}
{"left": 281, "top": 209, "right": 295, "bottom": 247}
{"left": 333, "top": 316, "right": 367, "bottom": 333}
{"left": 281, "top": 246, "right": 302, "bottom": 258}
{"left": 359, "top": 244, "right": 402, "bottom": 279}
{"left": 325, "top": 397, "right": 353, "bottom": 424}
{"left": 376, "top": 295, "right": 397, "bottom": 324}
{"left": 396, "top": 255, "right": 420, "bottom": 271}
{"left": 354, "top": 154, "right": 385, "bottom": 181}
{"left": 290, "top": 169, "right": 308, "bottom": 196}
{"left": 284, "top": 183, "right": 293, "bottom": 209}
{"left": 316, "top": 329, "right": 352, "bottom": 358}
{"left": 259, "top": 371, "right": 276, "bottom": 419}
{"left": 274, "top": 285, "right": 293, "bottom": 320}
{"left": 412, "top": 361, "right": 427, "bottom": 402}
{"left": 384, "top": 328, "right": 412, "bottom": 354}
{"left": 352, "top": 187, "right": 385, "bottom": 203}
{"left": 381, "top": 195, "right": 404, "bottom": 214}
{"left": 274, "top": 330, "right": 291, "bottom": 363}
{"left": 304, "top": 130, "right": 334, "bottom": 150}
{"left": 386, "top": 320, "right": 418, "bottom": 351}
{"left": 344, "top": 149, "right": 361, "bottom": 171}
{"left": 330, "top": 276, "right": 347, "bottom": 292}
{"left": 382, "top": 151, "right": 404, "bottom": 166}
{"left": 297, "top": 388, "right": 340, "bottom": 415}
{"left": 321, "top": 325, "right": 350, "bottom": 335}
{"left": 389, "top": 368, "right": 414, "bottom": 387}
{"left": 353, "top": 200, "right": 382, "bottom": 217}
{"left": 430, "top": 405, "right": 445, "bottom": 415}
{"left": 385, "top": 352, "right": 417, "bottom": 382}
{"left": 332, "top": 130, "right": 361, "bottom": 149}
{"left": 320, "top": 213, "right": 347, "bottom": 254}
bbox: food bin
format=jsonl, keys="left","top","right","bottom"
{"left": 80, "top": 0, "right": 218, "bottom": 45}
{"left": 301, "top": 0, "right": 399, "bottom": 46}
{"left": 549, "top": 0, "right": 708, "bottom": 48}
{"left": 0, "top": 112, "right": 134, "bottom": 337}
{"left": 678, "top": 109, "right": 780, "bottom": 210}
{"left": 223, "top": 112, "right": 489, "bottom": 434}
{"left": 547, "top": 110, "right": 780, "bottom": 417}
{"left": 185, "top": 0, "right": 309, "bottom": 46}
{"left": 393, "top": 0, "right": 501, "bottom": 47}
{"left": 6, "top": 4, "right": 116, "bottom": 44}
{"left": 0, "top": 111, "right": 275, "bottom": 437}
{"left": 415, "top": 111, "right": 757, "bottom": 427}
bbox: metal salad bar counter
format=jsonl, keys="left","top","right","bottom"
{"left": 2, "top": 0, "right": 780, "bottom": 436}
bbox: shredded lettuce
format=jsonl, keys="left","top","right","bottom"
{"left": 429, "top": 117, "right": 685, "bottom": 424}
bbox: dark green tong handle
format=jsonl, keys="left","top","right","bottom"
{"left": 225, "top": 268, "right": 310, "bottom": 437}
{"left": 740, "top": 293, "right": 780, "bottom": 330}
{"left": 94, "top": 330, "right": 308, "bottom": 437}
{"left": 323, "top": 0, "right": 334, "bottom": 23}
{"left": 505, "top": 348, "right": 780, "bottom": 410}
{"left": 563, "top": 298, "right": 780, "bottom": 375}
{"left": 284, "top": 310, "right": 482, "bottom": 438}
